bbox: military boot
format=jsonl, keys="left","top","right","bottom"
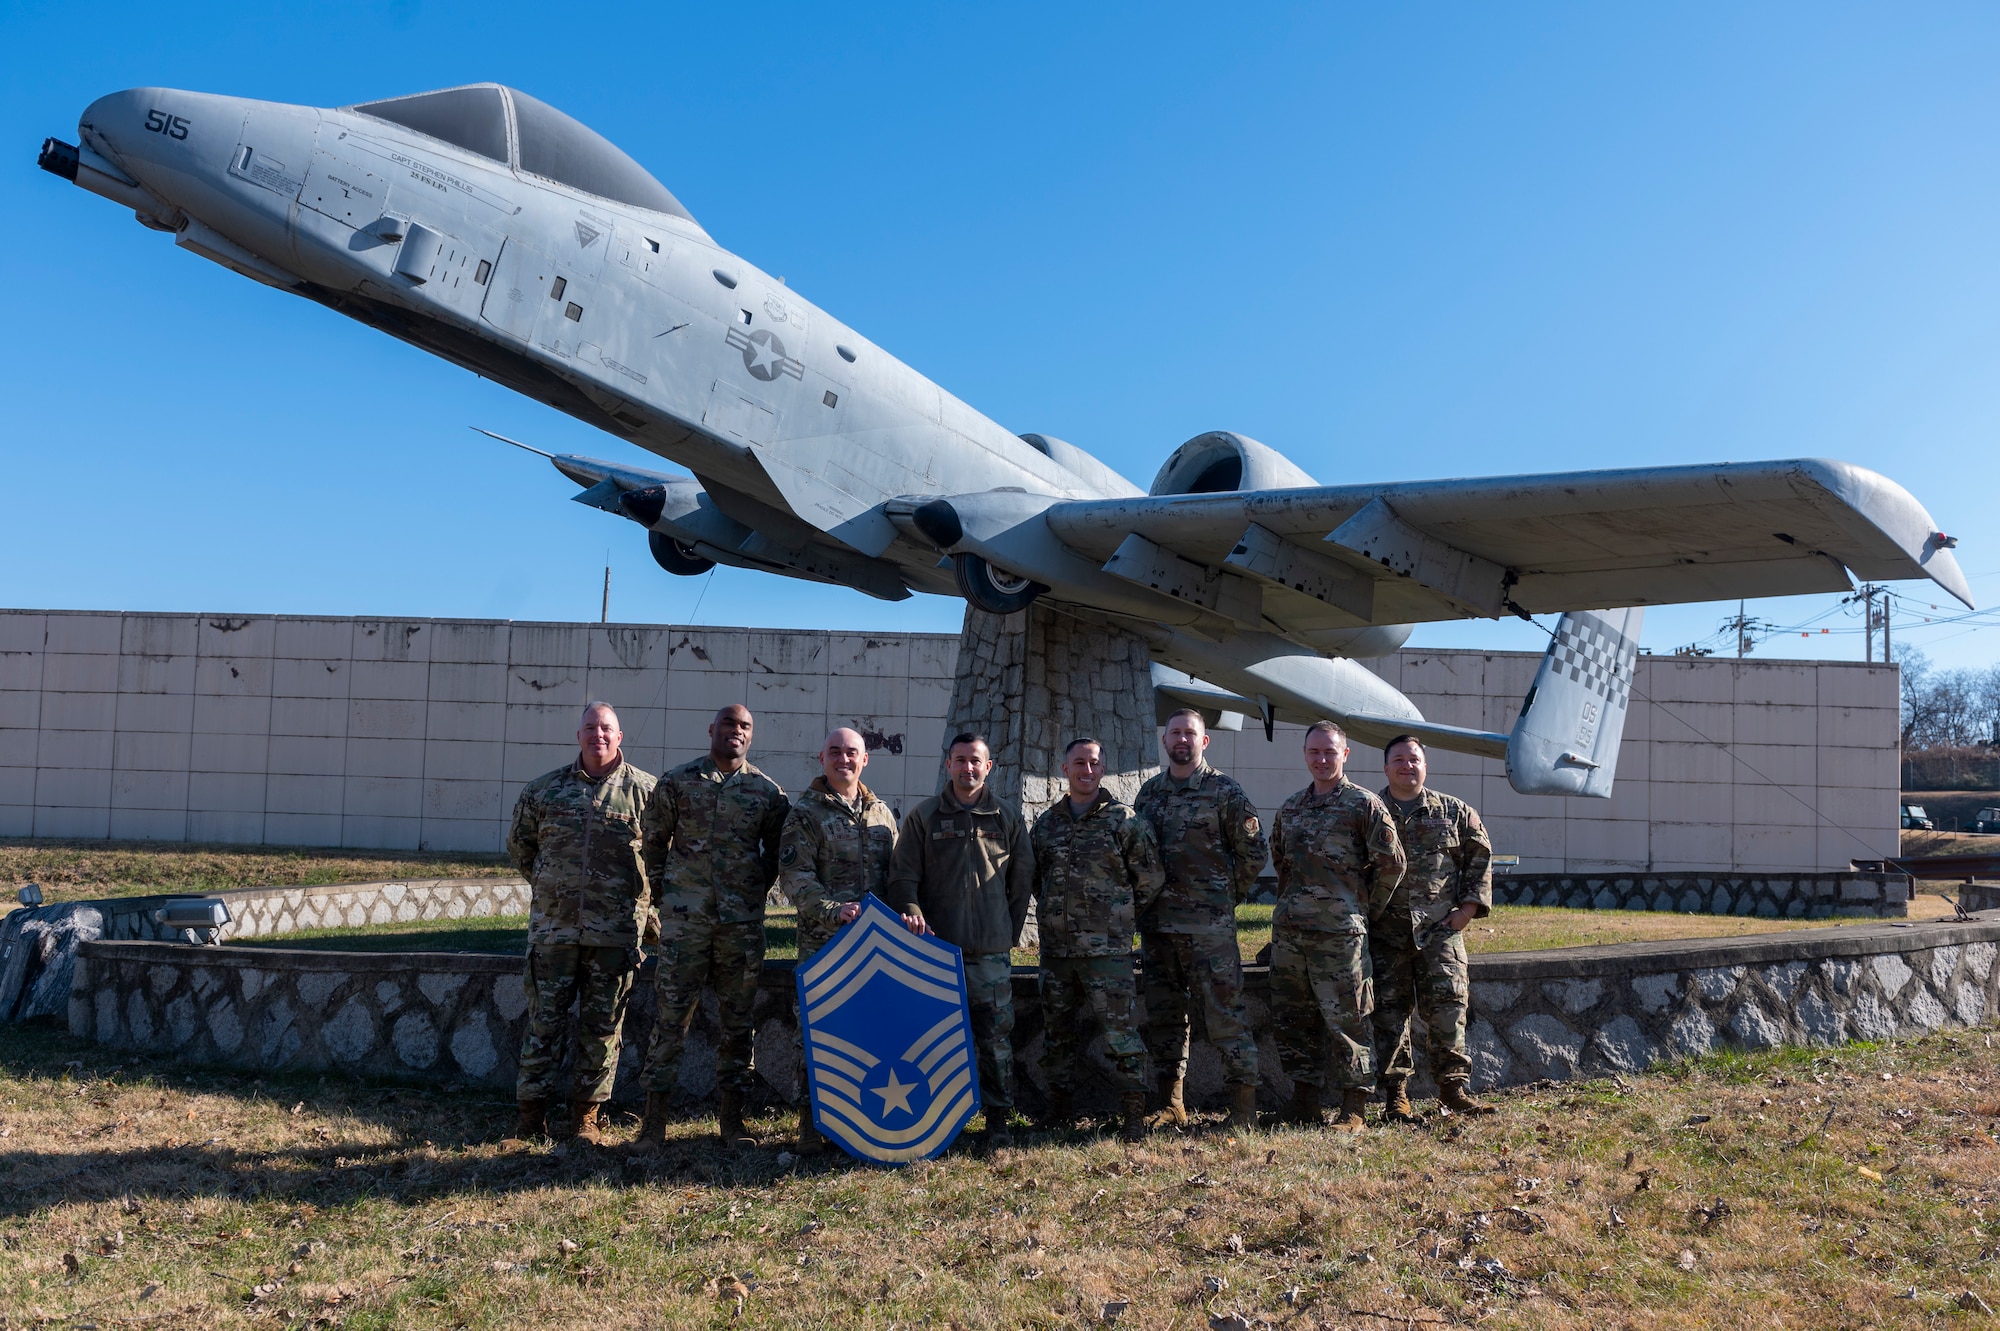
{"left": 1330, "top": 1088, "right": 1370, "bottom": 1133}
{"left": 1119, "top": 1091, "right": 1149, "bottom": 1142}
{"left": 716, "top": 1088, "right": 757, "bottom": 1148}
{"left": 502, "top": 1097, "right": 547, "bottom": 1147}
{"left": 1041, "top": 1088, "right": 1075, "bottom": 1131}
{"left": 1381, "top": 1075, "right": 1418, "bottom": 1125}
{"left": 981, "top": 1111, "right": 1014, "bottom": 1150}
{"left": 796, "top": 1106, "right": 827, "bottom": 1156}
{"left": 1146, "top": 1075, "right": 1188, "bottom": 1128}
{"left": 570, "top": 1099, "right": 607, "bottom": 1148}
{"left": 1285, "top": 1081, "right": 1323, "bottom": 1127}
{"left": 1227, "top": 1082, "right": 1259, "bottom": 1130}
{"left": 1439, "top": 1078, "right": 1497, "bottom": 1116}
{"left": 626, "top": 1093, "right": 670, "bottom": 1158}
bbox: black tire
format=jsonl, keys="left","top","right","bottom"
{"left": 953, "top": 553, "right": 1046, "bottom": 614}
{"left": 648, "top": 530, "right": 715, "bottom": 576}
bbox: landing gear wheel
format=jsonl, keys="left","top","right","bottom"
{"left": 953, "top": 554, "right": 1047, "bottom": 614}
{"left": 648, "top": 530, "right": 715, "bottom": 576}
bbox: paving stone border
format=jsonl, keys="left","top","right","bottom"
{"left": 70, "top": 915, "right": 2000, "bottom": 1113}
{"left": 1493, "top": 871, "right": 1910, "bottom": 918}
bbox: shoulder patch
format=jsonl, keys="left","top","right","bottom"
{"left": 780, "top": 844, "right": 798, "bottom": 867}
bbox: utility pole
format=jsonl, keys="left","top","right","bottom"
{"left": 601, "top": 563, "right": 611, "bottom": 623}
{"left": 1853, "top": 583, "right": 1884, "bottom": 663}
{"left": 1721, "top": 600, "right": 1762, "bottom": 658}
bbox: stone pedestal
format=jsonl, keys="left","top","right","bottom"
{"left": 942, "top": 605, "right": 1160, "bottom": 820}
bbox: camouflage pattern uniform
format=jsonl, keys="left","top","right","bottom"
{"left": 1133, "top": 763, "right": 1269, "bottom": 1087}
{"left": 1030, "top": 790, "right": 1166, "bottom": 1097}
{"left": 639, "top": 756, "right": 789, "bottom": 1097}
{"left": 778, "top": 777, "right": 898, "bottom": 1098}
{"left": 506, "top": 758, "right": 657, "bottom": 1103}
{"left": 779, "top": 777, "right": 900, "bottom": 962}
{"left": 885, "top": 787, "right": 1034, "bottom": 1116}
{"left": 1268, "top": 778, "right": 1405, "bottom": 1093}
{"left": 1372, "top": 787, "right": 1492, "bottom": 1085}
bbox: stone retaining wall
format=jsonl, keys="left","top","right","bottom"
{"left": 1493, "top": 870, "right": 1910, "bottom": 918}
{"left": 97, "top": 876, "right": 529, "bottom": 943}
{"left": 72, "top": 915, "right": 2000, "bottom": 1114}
{"left": 0, "top": 877, "right": 526, "bottom": 1025}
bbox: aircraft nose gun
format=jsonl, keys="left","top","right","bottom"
{"left": 37, "top": 136, "right": 180, "bottom": 227}
{"left": 153, "top": 898, "right": 231, "bottom": 946}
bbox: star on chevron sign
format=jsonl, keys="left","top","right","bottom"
{"left": 872, "top": 1068, "right": 916, "bottom": 1117}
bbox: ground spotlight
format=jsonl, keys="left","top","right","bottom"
{"left": 153, "top": 898, "right": 231, "bottom": 946}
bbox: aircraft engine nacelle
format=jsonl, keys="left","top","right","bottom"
{"left": 1150, "top": 431, "right": 1319, "bottom": 495}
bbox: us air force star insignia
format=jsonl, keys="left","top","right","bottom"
{"left": 795, "top": 894, "right": 979, "bottom": 1165}
{"left": 724, "top": 326, "right": 806, "bottom": 383}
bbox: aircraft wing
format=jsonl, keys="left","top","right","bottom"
{"left": 1041, "top": 458, "right": 1971, "bottom": 631}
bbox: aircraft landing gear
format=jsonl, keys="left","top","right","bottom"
{"left": 953, "top": 553, "right": 1047, "bottom": 614}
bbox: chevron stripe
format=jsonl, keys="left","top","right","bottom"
{"left": 902, "top": 1012, "right": 962, "bottom": 1068}
{"left": 808, "top": 1030, "right": 881, "bottom": 1069}
{"left": 925, "top": 1046, "right": 970, "bottom": 1096}
{"left": 802, "top": 916, "right": 960, "bottom": 1005}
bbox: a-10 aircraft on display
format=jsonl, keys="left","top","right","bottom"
{"left": 40, "top": 84, "right": 1973, "bottom": 797}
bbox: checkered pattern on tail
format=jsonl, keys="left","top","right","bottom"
{"left": 1545, "top": 613, "right": 1636, "bottom": 709}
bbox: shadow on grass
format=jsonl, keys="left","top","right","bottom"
{"left": 0, "top": 1019, "right": 869, "bottom": 1216}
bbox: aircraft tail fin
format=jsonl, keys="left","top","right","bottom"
{"left": 1505, "top": 607, "right": 1644, "bottom": 798}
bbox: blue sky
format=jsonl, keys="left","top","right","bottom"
{"left": 5, "top": 2, "right": 1997, "bottom": 668}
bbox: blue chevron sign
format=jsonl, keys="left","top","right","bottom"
{"left": 795, "top": 894, "right": 980, "bottom": 1165}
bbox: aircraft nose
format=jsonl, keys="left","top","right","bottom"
{"left": 79, "top": 87, "right": 248, "bottom": 183}
{"left": 78, "top": 88, "right": 166, "bottom": 171}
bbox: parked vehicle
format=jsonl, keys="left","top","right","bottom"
{"left": 1969, "top": 807, "right": 2000, "bottom": 834}
{"left": 1902, "top": 803, "right": 1936, "bottom": 830}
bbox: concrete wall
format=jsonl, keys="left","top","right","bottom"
{"left": 0, "top": 609, "right": 1897, "bottom": 871}
{"left": 73, "top": 915, "right": 2000, "bottom": 1109}
{"left": 1206, "top": 649, "right": 1899, "bottom": 873}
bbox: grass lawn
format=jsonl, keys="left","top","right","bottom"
{"left": 225, "top": 895, "right": 1963, "bottom": 970}
{"left": 0, "top": 839, "right": 515, "bottom": 905}
{"left": 4, "top": 1016, "right": 2000, "bottom": 1328}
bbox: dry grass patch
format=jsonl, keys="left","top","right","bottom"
{"left": 1904, "top": 831, "right": 2000, "bottom": 861}
{"left": 4, "top": 1021, "right": 2000, "bottom": 1328}
{"left": 0, "top": 839, "right": 515, "bottom": 905}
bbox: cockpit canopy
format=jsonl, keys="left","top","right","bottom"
{"left": 348, "top": 84, "right": 692, "bottom": 222}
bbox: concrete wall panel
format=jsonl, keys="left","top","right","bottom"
{"left": 115, "top": 692, "right": 194, "bottom": 734}
{"left": 0, "top": 613, "right": 48, "bottom": 652}
{"left": 274, "top": 618, "right": 356, "bottom": 659}
{"left": 0, "top": 692, "right": 41, "bottom": 729}
{"left": 0, "top": 766, "right": 37, "bottom": 804}
{"left": 117, "top": 652, "right": 195, "bottom": 696}
{"left": 42, "top": 613, "right": 120, "bottom": 654}
{"left": 191, "top": 695, "right": 271, "bottom": 734}
{"left": 0, "top": 652, "right": 43, "bottom": 692}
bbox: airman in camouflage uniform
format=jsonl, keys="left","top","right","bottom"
{"left": 1134, "top": 709, "right": 1269, "bottom": 1130}
{"left": 885, "top": 732, "right": 1035, "bottom": 1148}
{"left": 778, "top": 726, "right": 899, "bottom": 1154}
{"left": 631, "top": 704, "right": 789, "bottom": 1152}
{"left": 1030, "top": 737, "right": 1166, "bottom": 1140}
{"left": 505, "top": 702, "right": 656, "bottom": 1147}
{"left": 1374, "top": 734, "right": 1495, "bottom": 1119}
{"left": 1269, "top": 721, "right": 1405, "bottom": 1131}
